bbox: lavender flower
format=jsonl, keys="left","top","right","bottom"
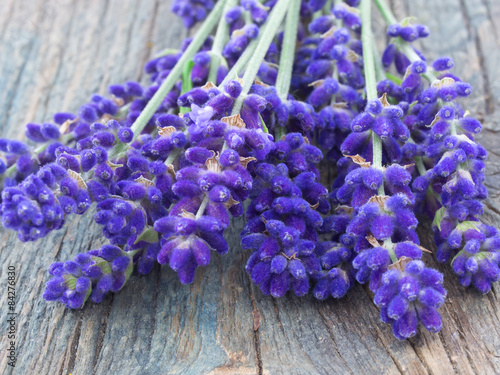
{"left": 375, "top": 260, "right": 446, "bottom": 340}
{"left": 43, "top": 245, "right": 136, "bottom": 308}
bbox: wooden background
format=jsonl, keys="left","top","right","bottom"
{"left": 0, "top": 0, "right": 499, "bottom": 374}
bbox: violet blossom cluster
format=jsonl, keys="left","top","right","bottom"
{"left": 0, "top": 0, "right": 497, "bottom": 341}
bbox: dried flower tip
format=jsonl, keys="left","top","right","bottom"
{"left": 67, "top": 169, "right": 87, "bottom": 190}
{"left": 254, "top": 78, "right": 269, "bottom": 87}
{"left": 111, "top": 96, "right": 125, "bottom": 107}
{"left": 239, "top": 156, "right": 257, "bottom": 168}
{"left": 106, "top": 160, "right": 124, "bottom": 169}
{"left": 343, "top": 3, "right": 360, "bottom": 14}
{"left": 281, "top": 252, "right": 297, "bottom": 260}
{"left": 205, "top": 151, "right": 221, "bottom": 173}
{"left": 432, "top": 77, "right": 455, "bottom": 88}
{"left": 403, "top": 66, "right": 412, "bottom": 82}
{"left": 201, "top": 81, "right": 216, "bottom": 90}
{"left": 347, "top": 50, "right": 360, "bottom": 62}
{"left": 367, "top": 195, "right": 389, "bottom": 207}
{"left": 167, "top": 164, "right": 176, "bottom": 176}
{"left": 332, "top": 102, "right": 348, "bottom": 109}
{"left": 321, "top": 26, "right": 337, "bottom": 38}
{"left": 308, "top": 79, "right": 325, "bottom": 88}
{"left": 379, "top": 93, "right": 390, "bottom": 107}
{"left": 344, "top": 154, "right": 371, "bottom": 168}
{"left": 158, "top": 126, "right": 176, "bottom": 137}
{"left": 309, "top": 202, "right": 320, "bottom": 210}
{"left": 223, "top": 196, "right": 239, "bottom": 209}
{"left": 388, "top": 256, "right": 412, "bottom": 271}
{"left": 222, "top": 114, "right": 246, "bottom": 128}
{"left": 366, "top": 235, "right": 381, "bottom": 247}
{"left": 231, "top": 29, "right": 246, "bottom": 37}
{"left": 100, "top": 114, "right": 114, "bottom": 124}
{"left": 429, "top": 113, "right": 441, "bottom": 127}
{"left": 60, "top": 117, "right": 79, "bottom": 134}
{"left": 180, "top": 209, "right": 196, "bottom": 219}
{"left": 134, "top": 175, "right": 155, "bottom": 187}
{"left": 335, "top": 205, "right": 354, "bottom": 214}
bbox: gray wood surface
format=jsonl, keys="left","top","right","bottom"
{"left": 0, "top": 0, "right": 499, "bottom": 374}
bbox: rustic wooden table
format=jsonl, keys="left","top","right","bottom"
{"left": 1, "top": 0, "right": 499, "bottom": 374}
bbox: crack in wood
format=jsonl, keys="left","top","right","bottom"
{"left": 145, "top": 264, "right": 161, "bottom": 361}
{"left": 92, "top": 295, "right": 114, "bottom": 372}
{"left": 65, "top": 314, "right": 83, "bottom": 375}
{"left": 247, "top": 277, "right": 263, "bottom": 375}
{"left": 458, "top": 0, "right": 495, "bottom": 115}
{"left": 438, "top": 330, "right": 458, "bottom": 373}
{"left": 473, "top": 34, "right": 494, "bottom": 115}
{"left": 479, "top": 0, "right": 499, "bottom": 41}
{"left": 316, "top": 308, "right": 355, "bottom": 375}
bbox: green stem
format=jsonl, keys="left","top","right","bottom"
{"left": 180, "top": 60, "right": 195, "bottom": 114}
{"left": 208, "top": 0, "right": 237, "bottom": 83}
{"left": 415, "top": 156, "right": 427, "bottom": 176}
{"left": 4, "top": 133, "right": 74, "bottom": 178}
{"left": 361, "top": 0, "right": 377, "bottom": 102}
{"left": 4, "top": 163, "right": 16, "bottom": 177}
{"left": 395, "top": 40, "right": 436, "bottom": 83}
{"left": 165, "top": 147, "right": 181, "bottom": 166}
{"left": 275, "top": 0, "right": 300, "bottom": 101}
{"left": 274, "top": 0, "right": 300, "bottom": 139}
{"left": 154, "top": 48, "right": 181, "bottom": 58}
{"left": 196, "top": 195, "right": 209, "bottom": 219}
{"left": 328, "top": 0, "right": 342, "bottom": 106}
{"left": 231, "top": 0, "right": 292, "bottom": 115}
{"left": 372, "top": 36, "right": 386, "bottom": 82}
{"left": 384, "top": 239, "right": 398, "bottom": 263}
{"left": 220, "top": 40, "right": 259, "bottom": 86}
{"left": 323, "top": 0, "right": 333, "bottom": 14}
{"left": 372, "top": 0, "right": 397, "bottom": 24}
{"left": 333, "top": 0, "right": 342, "bottom": 26}
{"left": 449, "top": 119, "right": 458, "bottom": 136}
{"left": 373, "top": 0, "right": 437, "bottom": 83}
{"left": 128, "top": 0, "right": 226, "bottom": 142}
{"left": 361, "top": 0, "right": 384, "bottom": 194}
{"left": 116, "top": 102, "right": 131, "bottom": 118}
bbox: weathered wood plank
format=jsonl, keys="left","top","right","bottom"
{"left": 0, "top": 1, "right": 500, "bottom": 374}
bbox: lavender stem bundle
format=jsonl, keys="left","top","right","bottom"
{"left": 1, "top": 0, "right": 498, "bottom": 341}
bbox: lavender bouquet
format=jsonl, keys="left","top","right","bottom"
{"left": 1, "top": 0, "right": 497, "bottom": 341}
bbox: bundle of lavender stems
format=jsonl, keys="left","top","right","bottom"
{"left": 1, "top": 0, "right": 496, "bottom": 340}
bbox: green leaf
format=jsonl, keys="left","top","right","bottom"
{"left": 63, "top": 274, "right": 77, "bottom": 290}
{"left": 154, "top": 48, "right": 180, "bottom": 58}
{"left": 180, "top": 60, "right": 195, "bottom": 115}
{"left": 91, "top": 256, "right": 112, "bottom": 274}
{"left": 408, "top": 100, "right": 419, "bottom": 109}
{"left": 400, "top": 16, "right": 417, "bottom": 27}
{"left": 134, "top": 227, "right": 159, "bottom": 244}
{"left": 122, "top": 259, "right": 134, "bottom": 289}
{"left": 82, "top": 286, "right": 93, "bottom": 306}
{"left": 432, "top": 207, "right": 446, "bottom": 231}
{"left": 259, "top": 114, "right": 269, "bottom": 133}
{"left": 385, "top": 72, "right": 402, "bottom": 85}
{"left": 455, "top": 221, "right": 481, "bottom": 232}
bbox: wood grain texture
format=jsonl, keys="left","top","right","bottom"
{"left": 0, "top": 0, "right": 499, "bottom": 374}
